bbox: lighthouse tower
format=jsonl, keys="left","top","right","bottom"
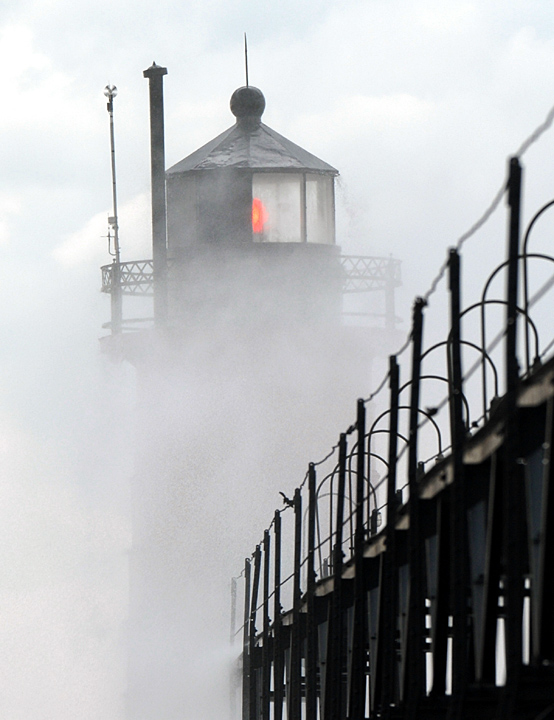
{"left": 101, "top": 64, "right": 400, "bottom": 720}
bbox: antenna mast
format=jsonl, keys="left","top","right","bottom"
{"left": 244, "top": 33, "right": 249, "bottom": 87}
{"left": 104, "top": 84, "right": 122, "bottom": 334}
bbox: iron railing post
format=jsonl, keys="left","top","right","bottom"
{"left": 349, "top": 399, "right": 367, "bottom": 718}
{"left": 506, "top": 157, "right": 522, "bottom": 396}
{"left": 502, "top": 157, "right": 526, "bottom": 712}
{"left": 448, "top": 248, "right": 470, "bottom": 713}
{"left": 273, "top": 511, "right": 284, "bottom": 720}
{"left": 379, "top": 356, "right": 400, "bottom": 715}
{"left": 406, "top": 298, "right": 426, "bottom": 708}
{"left": 306, "top": 464, "right": 318, "bottom": 720}
{"left": 326, "top": 434, "right": 347, "bottom": 720}
{"left": 290, "top": 489, "right": 303, "bottom": 720}
{"left": 249, "top": 546, "right": 262, "bottom": 720}
{"left": 261, "top": 530, "right": 271, "bottom": 720}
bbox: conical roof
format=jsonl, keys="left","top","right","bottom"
{"left": 166, "top": 86, "right": 338, "bottom": 176}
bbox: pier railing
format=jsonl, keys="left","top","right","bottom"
{"left": 231, "top": 157, "right": 554, "bottom": 720}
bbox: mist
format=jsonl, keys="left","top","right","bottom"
{"left": 0, "top": 2, "right": 553, "bottom": 718}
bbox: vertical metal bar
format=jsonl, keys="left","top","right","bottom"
{"left": 480, "top": 299, "right": 489, "bottom": 423}
{"left": 506, "top": 157, "right": 522, "bottom": 397}
{"left": 330, "top": 470, "right": 335, "bottom": 574}
{"left": 243, "top": 558, "right": 252, "bottom": 720}
{"left": 366, "top": 425, "right": 372, "bottom": 534}
{"left": 306, "top": 464, "right": 318, "bottom": 720}
{"left": 356, "top": 399, "right": 367, "bottom": 547}
{"left": 448, "top": 249, "right": 470, "bottom": 710}
{"left": 349, "top": 400, "right": 367, "bottom": 718}
{"left": 379, "top": 356, "right": 400, "bottom": 714}
{"left": 386, "top": 357, "right": 400, "bottom": 529}
{"left": 502, "top": 157, "right": 525, "bottom": 710}
{"left": 249, "top": 545, "right": 262, "bottom": 720}
{"left": 326, "top": 434, "right": 347, "bottom": 720}
{"left": 273, "top": 511, "right": 284, "bottom": 720}
{"left": 406, "top": 298, "right": 426, "bottom": 706}
{"left": 143, "top": 62, "right": 168, "bottom": 325}
{"left": 262, "top": 531, "right": 271, "bottom": 720}
{"left": 336, "top": 434, "right": 348, "bottom": 573}
{"left": 290, "top": 489, "right": 303, "bottom": 720}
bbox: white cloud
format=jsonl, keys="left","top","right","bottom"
{"left": 0, "top": 23, "right": 47, "bottom": 73}
{"left": 53, "top": 192, "right": 151, "bottom": 267}
{"left": 0, "top": 194, "right": 21, "bottom": 244}
{"left": 416, "top": 1, "right": 479, "bottom": 32}
{"left": 0, "top": 24, "right": 72, "bottom": 124}
{"left": 296, "top": 93, "right": 434, "bottom": 141}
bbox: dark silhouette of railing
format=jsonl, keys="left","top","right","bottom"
{"left": 231, "top": 157, "right": 554, "bottom": 720}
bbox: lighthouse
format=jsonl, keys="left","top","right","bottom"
{"left": 100, "top": 64, "right": 401, "bottom": 719}
{"left": 164, "top": 83, "right": 342, "bottom": 333}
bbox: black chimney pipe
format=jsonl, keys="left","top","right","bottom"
{"left": 143, "top": 62, "right": 168, "bottom": 325}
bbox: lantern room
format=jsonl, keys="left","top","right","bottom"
{"left": 163, "top": 85, "right": 343, "bottom": 329}
{"left": 166, "top": 86, "right": 337, "bottom": 250}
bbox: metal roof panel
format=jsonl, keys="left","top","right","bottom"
{"left": 166, "top": 122, "right": 338, "bottom": 175}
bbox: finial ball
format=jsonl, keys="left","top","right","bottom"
{"left": 230, "top": 86, "right": 265, "bottom": 119}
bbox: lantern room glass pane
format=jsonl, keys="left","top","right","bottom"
{"left": 306, "top": 174, "right": 334, "bottom": 244}
{"left": 252, "top": 173, "right": 302, "bottom": 243}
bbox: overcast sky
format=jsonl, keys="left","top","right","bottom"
{"left": 0, "top": 1, "right": 554, "bottom": 716}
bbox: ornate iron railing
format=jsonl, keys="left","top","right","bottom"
{"left": 101, "top": 254, "right": 401, "bottom": 297}
{"left": 100, "top": 253, "right": 401, "bottom": 332}
{"left": 101, "top": 259, "right": 154, "bottom": 296}
{"left": 341, "top": 255, "right": 401, "bottom": 293}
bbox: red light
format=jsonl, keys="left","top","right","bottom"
{"left": 252, "top": 197, "right": 268, "bottom": 234}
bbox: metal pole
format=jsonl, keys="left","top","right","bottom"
{"left": 349, "top": 399, "right": 367, "bottom": 718}
{"left": 143, "top": 62, "right": 168, "bottom": 325}
{"left": 502, "top": 157, "right": 525, "bottom": 714}
{"left": 290, "top": 489, "right": 303, "bottom": 720}
{"left": 249, "top": 545, "right": 262, "bottom": 720}
{"left": 380, "top": 355, "right": 400, "bottom": 714}
{"left": 104, "top": 85, "right": 122, "bottom": 334}
{"left": 306, "top": 464, "right": 318, "bottom": 720}
{"left": 326, "top": 434, "right": 347, "bottom": 720}
{"left": 261, "top": 531, "right": 271, "bottom": 720}
{"left": 406, "top": 297, "right": 426, "bottom": 708}
{"left": 273, "top": 511, "right": 284, "bottom": 720}
{"left": 448, "top": 249, "right": 469, "bottom": 713}
{"left": 506, "top": 157, "right": 522, "bottom": 396}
